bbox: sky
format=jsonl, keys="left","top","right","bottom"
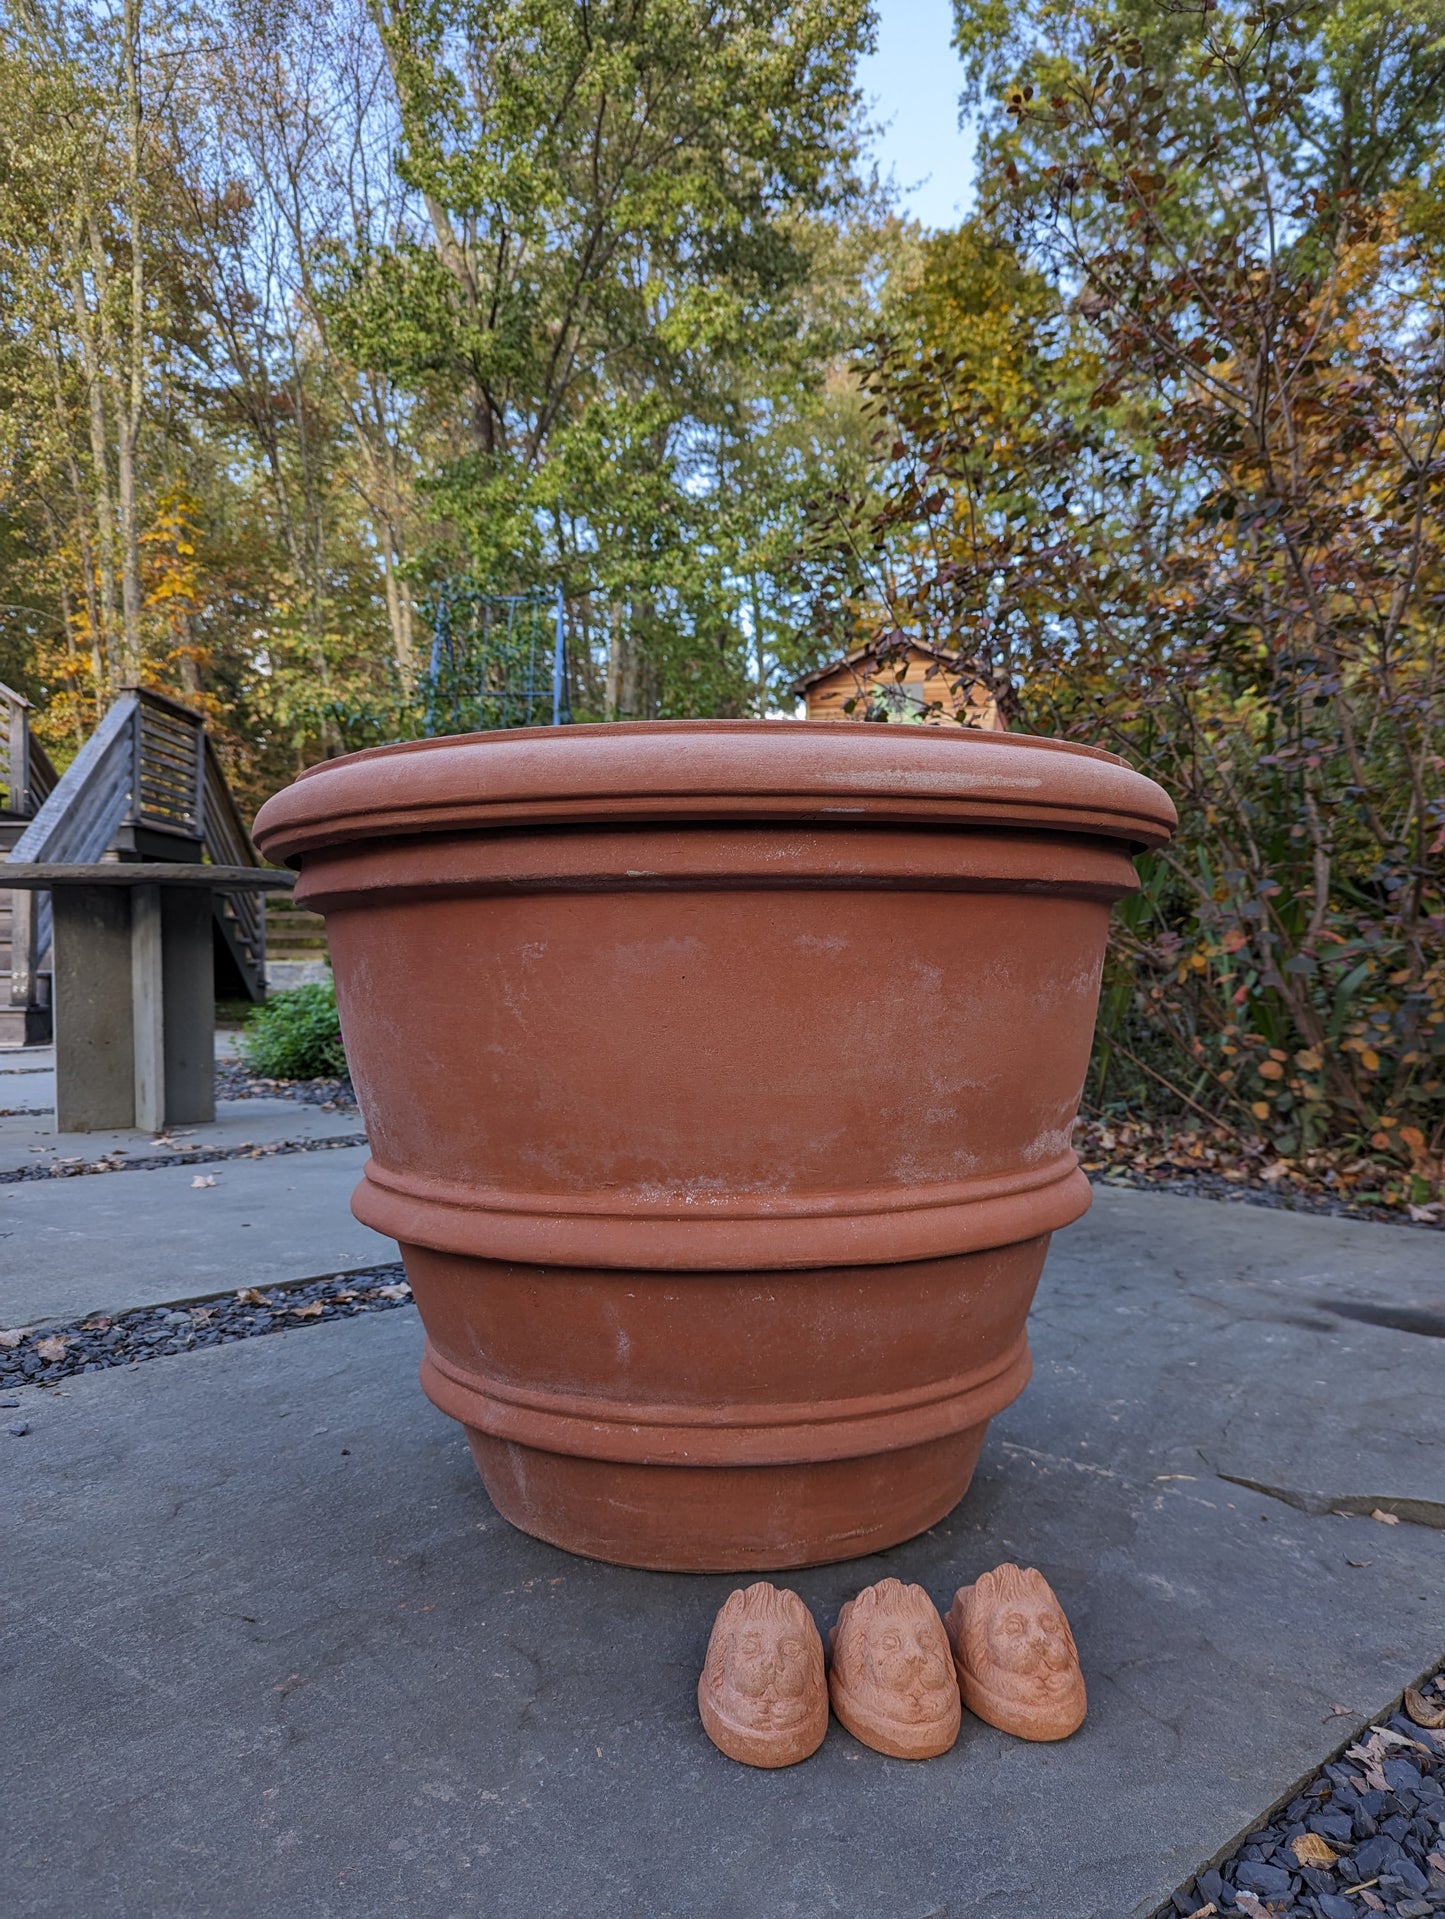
{"left": 856, "top": 0, "right": 977, "bottom": 231}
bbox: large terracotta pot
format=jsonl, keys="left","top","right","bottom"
{"left": 254, "top": 722, "right": 1174, "bottom": 1572}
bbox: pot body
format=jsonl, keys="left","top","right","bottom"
{"left": 255, "top": 723, "right": 1174, "bottom": 1571}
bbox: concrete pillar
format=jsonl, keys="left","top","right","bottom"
{"left": 53, "top": 885, "right": 138, "bottom": 1132}
{"left": 161, "top": 887, "right": 215, "bottom": 1124}
{"left": 51, "top": 880, "right": 218, "bottom": 1132}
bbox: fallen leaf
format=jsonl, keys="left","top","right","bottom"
{"left": 34, "top": 1335, "right": 67, "bottom": 1363}
{"left": 1326, "top": 1703, "right": 1354, "bottom": 1717}
{"left": 191, "top": 1174, "right": 217, "bottom": 1189}
{"left": 1405, "top": 1687, "right": 1445, "bottom": 1730}
{"left": 1407, "top": 1203, "right": 1440, "bottom": 1222}
{"left": 290, "top": 1302, "right": 324, "bottom": 1320}
{"left": 1234, "top": 1894, "right": 1268, "bottom": 1919}
{"left": 1359, "top": 1892, "right": 1385, "bottom": 1912}
{"left": 1370, "top": 1723, "right": 1434, "bottom": 1755}
{"left": 1184, "top": 1906, "right": 1217, "bottom": 1919}
{"left": 1292, "top": 1832, "right": 1339, "bottom": 1867}
{"left": 1345, "top": 1734, "right": 1391, "bottom": 1790}
{"left": 0, "top": 1328, "right": 28, "bottom": 1349}
{"left": 1345, "top": 1558, "right": 1373, "bottom": 1567}
{"left": 1370, "top": 1508, "right": 1400, "bottom": 1525}
{"left": 235, "top": 1288, "right": 267, "bottom": 1306}
{"left": 376, "top": 1283, "right": 410, "bottom": 1300}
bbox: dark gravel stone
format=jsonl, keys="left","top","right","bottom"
{"left": 1349, "top": 1834, "right": 1402, "bottom": 1879}
{"left": 1310, "top": 1812, "right": 1353, "bottom": 1843}
{"left": 1382, "top": 1856, "right": 1429, "bottom": 1893}
{"left": 8, "top": 1419, "right": 30, "bottom": 1435}
{"left": 1315, "top": 1898, "right": 1356, "bottom": 1919}
{"left": 1235, "top": 1860, "right": 1294, "bottom": 1897}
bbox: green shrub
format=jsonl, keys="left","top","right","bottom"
{"left": 241, "top": 979, "right": 348, "bottom": 1080}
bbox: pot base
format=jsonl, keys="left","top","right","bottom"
{"left": 463, "top": 1422, "right": 992, "bottom": 1573}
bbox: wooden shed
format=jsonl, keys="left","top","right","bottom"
{"left": 791, "top": 644, "right": 1007, "bottom": 730}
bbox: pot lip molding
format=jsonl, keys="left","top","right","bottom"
{"left": 253, "top": 718, "right": 1178, "bottom": 866}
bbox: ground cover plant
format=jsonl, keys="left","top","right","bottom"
{"left": 240, "top": 980, "right": 348, "bottom": 1081}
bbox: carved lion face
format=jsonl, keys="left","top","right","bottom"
{"left": 709, "top": 1585, "right": 816, "bottom": 1732}
{"left": 962, "top": 1565, "right": 1081, "bottom": 1700}
{"left": 839, "top": 1579, "right": 956, "bottom": 1727}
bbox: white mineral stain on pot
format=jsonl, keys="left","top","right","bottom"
{"left": 843, "top": 768, "right": 1045, "bottom": 793}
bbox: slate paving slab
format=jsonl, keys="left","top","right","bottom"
{"left": 2, "top": 1187, "right": 1442, "bottom": 1919}
{"left": 0, "top": 1144, "right": 390, "bottom": 1327}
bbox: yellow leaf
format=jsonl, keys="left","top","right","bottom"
{"left": 1295, "top": 1049, "right": 1322, "bottom": 1071}
{"left": 1292, "top": 1833, "right": 1339, "bottom": 1868}
{"left": 1251, "top": 1100, "right": 1270, "bottom": 1120}
{"left": 1370, "top": 1508, "right": 1400, "bottom": 1525}
{"left": 1258, "top": 1059, "right": 1285, "bottom": 1080}
{"left": 1361, "top": 1049, "right": 1380, "bottom": 1071}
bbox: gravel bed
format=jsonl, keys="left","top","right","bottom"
{"left": 1156, "top": 1670, "right": 1445, "bottom": 1918}
{"left": 0, "top": 1130, "right": 368, "bottom": 1184}
{"left": 1087, "top": 1169, "right": 1442, "bottom": 1232}
{"left": 214, "top": 1061, "right": 357, "bottom": 1109}
{"left": 0, "top": 1263, "right": 412, "bottom": 1392}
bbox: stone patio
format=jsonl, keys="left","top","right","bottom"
{"left": 1, "top": 1088, "right": 1442, "bottom": 1918}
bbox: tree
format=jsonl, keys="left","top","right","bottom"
{"left": 804, "top": 1, "right": 1445, "bottom": 1192}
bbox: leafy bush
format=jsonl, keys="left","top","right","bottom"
{"left": 241, "top": 980, "right": 348, "bottom": 1081}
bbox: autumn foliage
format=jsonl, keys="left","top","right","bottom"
{"left": 804, "top": 2, "right": 1444, "bottom": 1210}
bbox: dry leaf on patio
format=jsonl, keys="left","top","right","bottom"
{"left": 1292, "top": 1833, "right": 1339, "bottom": 1867}
{"left": 191, "top": 1174, "right": 217, "bottom": 1189}
{"left": 1370, "top": 1508, "right": 1400, "bottom": 1524}
{"left": 235, "top": 1288, "right": 267, "bottom": 1306}
{"left": 290, "top": 1302, "right": 325, "bottom": 1319}
{"left": 1234, "top": 1894, "right": 1268, "bottom": 1919}
{"left": 1404, "top": 1687, "right": 1445, "bottom": 1730}
{"left": 376, "top": 1283, "right": 410, "bottom": 1300}
{"left": 0, "top": 1327, "right": 28, "bottom": 1349}
{"left": 34, "top": 1335, "right": 67, "bottom": 1363}
{"left": 1184, "top": 1905, "right": 1217, "bottom": 1919}
{"left": 1346, "top": 1558, "right": 1373, "bottom": 1568}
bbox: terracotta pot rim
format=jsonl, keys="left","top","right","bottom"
{"left": 253, "top": 719, "right": 1177, "bottom": 863}
{"left": 419, "top": 1330, "right": 1032, "bottom": 1466}
{"left": 353, "top": 1157, "right": 1092, "bottom": 1270}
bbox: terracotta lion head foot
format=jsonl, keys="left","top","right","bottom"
{"left": 944, "top": 1563, "right": 1086, "bottom": 1742}
{"left": 698, "top": 1582, "right": 827, "bottom": 1767}
{"left": 827, "top": 1577, "right": 960, "bottom": 1759}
